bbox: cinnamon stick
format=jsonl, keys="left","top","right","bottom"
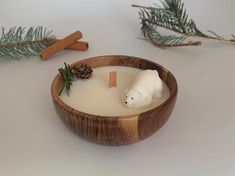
{"left": 39, "top": 31, "right": 82, "bottom": 60}
{"left": 109, "top": 71, "right": 117, "bottom": 88}
{"left": 51, "top": 39, "right": 89, "bottom": 51}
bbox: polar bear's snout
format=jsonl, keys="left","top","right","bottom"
{"left": 124, "top": 89, "right": 141, "bottom": 107}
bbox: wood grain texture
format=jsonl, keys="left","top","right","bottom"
{"left": 51, "top": 55, "right": 178, "bottom": 145}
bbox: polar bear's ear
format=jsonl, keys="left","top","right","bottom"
{"left": 136, "top": 90, "right": 143, "bottom": 98}
{"left": 154, "top": 70, "right": 159, "bottom": 76}
{"left": 124, "top": 88, "right": 129, "bottom": 94}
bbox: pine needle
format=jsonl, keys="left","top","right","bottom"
{"left": 231, "top": 34, "right": 235, "bottom": 41}
{"left": 0, "top": 26, "right": 55, "bottom": 59}
{"left": 132, "top": 0, "right": 235, "bottom": 48}
{"left": 58, "top": 63, "right": 75, "bottom": 96}
{"left": 208, "top": 30, "right": 224, "bottom": 40}
{"left": 143, "top": 24, "right": 187, "bottom": 47}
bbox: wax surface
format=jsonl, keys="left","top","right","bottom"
{"left": 60, "top": 66, "right": 170, "bottom": 116}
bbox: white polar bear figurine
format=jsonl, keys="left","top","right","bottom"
{"left": 124, "top": 69, "right": 163, "bottom": 108}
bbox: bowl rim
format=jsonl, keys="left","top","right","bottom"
{"left": 51, "top": 55, "right": 178, "bottom": 119}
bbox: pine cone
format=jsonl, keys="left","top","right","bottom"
{"left": 73, "top": 63, "right": 93, "bottom": 79}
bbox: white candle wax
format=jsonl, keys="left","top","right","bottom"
{"left": 60, "top": 66, "right": 170, "bottom": 116}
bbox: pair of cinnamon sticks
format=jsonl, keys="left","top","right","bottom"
{"left": 39, "top": 31, "right": 88, "bottom": 60}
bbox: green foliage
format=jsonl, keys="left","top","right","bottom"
{"left": 58, "top": 63, "right": 75, "bottom": 96}
{"left": 136, "top": 0, "right": 204, "bottom": 47}
{"left": 142, "top": 23, "right": 187, "bottom": 46}
{"left": 161, "top": 0, "right": 206, "bottom": 36}
{"left": 0, "top": 26, "right": 55, "bottom": 59}
{"left": 208, "top": 30, "right": 224, "bottom": 39}
{"left": 133, "top": 0, "right": 235, "bottom": 47}
{"left": 232, "top": 34, "right": 235, "bottom": 41}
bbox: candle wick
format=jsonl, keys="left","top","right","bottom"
{"left": 109, "top": 71, "right": 117, "bottom": 88}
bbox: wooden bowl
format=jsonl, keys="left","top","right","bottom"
{"left": 51, "top": 55, "right": 178, "bottom": 146}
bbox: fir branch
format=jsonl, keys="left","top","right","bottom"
{"left": 58, "top": 63, "right": 75, "bottom": 96}
{"left": 134, "top": 1, "right": 207, "bottom": 37}
{"left": 208, "top": 30, "right": 224, "bottom": 40}
{"left": 144, "top": 25, "right": 201, "bottom": 48}
{"left": 141, "top": 16, "right": 201, "bottom": 47}
{"left": 0, "top": 26, "right": 55, "bottom": 59}
{"left": 132, "top": 0, "right": 235, "bottom": 48}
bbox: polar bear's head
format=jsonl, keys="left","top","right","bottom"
{"left": 124, "top": 89, "right": 142, "bottom": 108}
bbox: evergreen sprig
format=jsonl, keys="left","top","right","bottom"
{"left": 142, "top": 21, "right": 201, "bottom": 47}
{"left": 58, "top": 62, "right": 93, "bottom": 96}
{"left": 146, "top": 25, "right": 186, "bottom": 46}
{"left": 0, "top": 26, "right": 55, "bottom": 59}
{"left": 132, "top": 0, "right": 235, "bottom": 48}
{"left": 58, "top": 63, "right": 75, "bottom": 96}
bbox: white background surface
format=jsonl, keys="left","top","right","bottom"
{"left": 0, "top": 0, "right": 235, "bottom": 176}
